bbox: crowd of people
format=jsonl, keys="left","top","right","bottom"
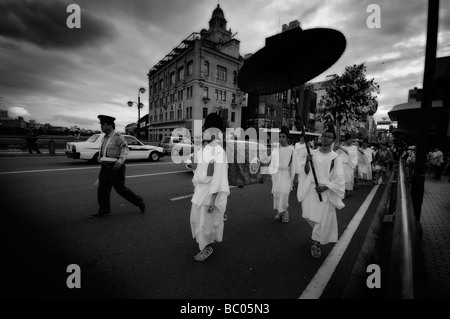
{"left": 401, "top": 145, "right": 448, "bottom": 182}
{"left": 187, "top": 114, "right": 405, "bottom": 262}
{"left": 90, "top": 112, "right": 448, "bottom": 263}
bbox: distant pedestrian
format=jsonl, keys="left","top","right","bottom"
{"left": 373, "top": 143, "right": 394, "bottom": 184}
{"left": 90, "top": 115, "right": 145, "bottom": 219}
{"left": 405, "top": 146, "right": 416, "bottom": 182}
{"left": 431, "top": 147, "right": 444, "bottom": 180}
{"left": 335, "top": 133, "right": 358, "bottom": 197}
{"left": 357, "top": 139, "right": 373, "bottom": 185}
{"left": 268, "top": 125, "right": 295, "bottom": 223}
{"left": 25, "top": 128, "right": 41, "bottom": 154}
{"left": 296, "top": 126, "right": 345, "bottom": 258}
{"left": 190, "top": 113, "right": 230, "bottom": 261}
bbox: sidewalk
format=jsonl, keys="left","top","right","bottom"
{"left": 421, "top": 176, "right": 450, "bottom": 299}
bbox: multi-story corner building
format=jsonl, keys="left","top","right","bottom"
{"left": 147, "top": 5, "right": 243, "bottom": 142}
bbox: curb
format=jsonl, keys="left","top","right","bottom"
{"left": 341, "top": 172, "right": 395, "bottom": 299}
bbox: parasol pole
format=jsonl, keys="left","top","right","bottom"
{"left": 290, "top": 82, "right": 323, "bottom": 202}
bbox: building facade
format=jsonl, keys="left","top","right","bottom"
{"left": 147, "top": 5, "right": 244, "bottom": 142}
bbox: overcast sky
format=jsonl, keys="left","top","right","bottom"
{"left": 0, "top": 0, "right": 449, "bottom": 132}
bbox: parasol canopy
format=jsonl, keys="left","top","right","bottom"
{"left": 237, "top": 27, "right": 346, "bottom": 95}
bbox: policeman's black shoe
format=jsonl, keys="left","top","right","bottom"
{"left": 89, "top": 212, "right": 112, "bottom": 219}
{"left": 138, "top": 202, "right": 146, "bottom": 214}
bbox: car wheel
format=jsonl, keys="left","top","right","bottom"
{"left": 149, "top": 152, "right": 160, "bottom": 161}
{"left": 90, "top": 152, "right": 99, "bottom": 163}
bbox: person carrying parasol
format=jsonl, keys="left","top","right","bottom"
{"left": 296, "top": 126, "right": 345, "bottom": 258}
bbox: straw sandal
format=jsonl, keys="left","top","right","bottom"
{"left": 310, "top": 240, "right": 321, "bottom": 258}
{"left": 194, "top": 246, "right": 213, "bottom": 262}
{"left": 281, "top": 211, "right": 289, "bottom": 223}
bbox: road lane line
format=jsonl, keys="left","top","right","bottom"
{"left": 169, "top": 186, "right": 237, "bottom": 201}
{"left": 299, "top": 183, "right": 380, "bottom": 299}
{"left": 127, "top": 170, "right": 187, "bottom": 178}
{"left": 0, "top": 166, "right": 99, "bottom": 175}
{"left": 0, "top": 162, "right": 185, "bottom": 175}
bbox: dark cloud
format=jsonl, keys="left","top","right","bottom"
{"left": 0, "top": 0, "right": 118, "bottom": 49}
{"left": 0, "top": 40, "right": 22, "bottom": 50}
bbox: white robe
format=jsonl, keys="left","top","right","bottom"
{"left": 297, "top": 149, "right": 345, "bottom": 245}
{"left": 190, "top": 143, "right": 230, "bottom": 251}
{"left": 338, "top": 145, "right": 358, "bottom": 191}
{"left": 268, "top": 145, "right": 295, "bottom": 213}
{"left": 358, "top": 148, "right": 373, "bottom": 180}
{"left": 294, "top": 142, "right": 308, "bottom": 175}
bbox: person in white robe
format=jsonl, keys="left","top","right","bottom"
{"left": 297, "top": 127, "right": 345, "bottom": 258}
{"left": 190, "top": 113, "right": 230, "bottom": 262}
{"left": 294, "top": 135, "right": 308, "bottom": 174}
{"left": 268, "top": 126, "right": 295, "bottom": 223}
{"left": 357, "top": 139, "right": 373, "bottom": 185}
{"left": 335, "top": 133, "right": 358, "bottom": 196}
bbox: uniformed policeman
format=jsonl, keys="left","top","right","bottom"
{"left": 89, "top": 115, "right": 145, "bottom": 219}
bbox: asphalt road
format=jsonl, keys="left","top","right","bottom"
{"left": 0, "top": 155, "right": 386, "bottom": 299}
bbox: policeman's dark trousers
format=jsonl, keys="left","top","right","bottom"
{"left": 98, "top": 163, "right": 143, "bottom": 214}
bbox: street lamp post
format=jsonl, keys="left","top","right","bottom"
{"left": 128, "top": 87, "right": 146, "bottom": 138}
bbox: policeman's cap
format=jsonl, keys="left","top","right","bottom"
{"left": 98, "top": 115, "right": 116, "bottom": 124}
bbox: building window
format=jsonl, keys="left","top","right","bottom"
{"left": 187, "top": 86, "right": 193, "bottom": 99}
{"left": 178, "top": 67, "right": 184, "bottom": 81}
{"left": 204, "top": 61, "right": 209, "bottom": 76}
{"left": 165, "top": 113, "right": 167, "bottom": 121}
{"left": 223, "top": 91, "right": 226, "bottom": 102}
{"left": 170, "top": 72, "right": 175, "bottom": 85}
{"left": 187, "top": 61, "right": 193, "bottom": 76}
{"left": 203, "top": 108, "right": 208, "bottom": 119}
{"left": 232, "top": 93, "right": 236, "bottom": 103}
{"left": 203, "top": 87, "right": 209, "bottom": 98}
{"left": 215, "top": 89, "right": 218, "bottom": 100}
{"left": 159, "top": 79, "right": 163, "bottom": 90}
{"left": 178, "top": 90, "right": 184, "bottom": 101}
{"left": 233, "top": 71, "right": 237, "bottom": 84}
{"left": 231, "top": 112, "right": 235, "bottom": 122}
{"left": 217, "top": 66, "right": 227, "bottom": 81}
{"left": 153, "top": 83, "right": 157, "bottom": 93}
{"left": 177, "top": 109, "right": 182, "bottom": 119}
{"left": 170, "top": 111, "right": 174, "bottom": 120}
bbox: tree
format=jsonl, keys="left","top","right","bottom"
{"left": 318, "top": 63, "right": 379, "bottom": 139}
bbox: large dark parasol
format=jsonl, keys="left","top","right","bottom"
{"left": 238, "top": 27, "right": 346, "bottom": 201}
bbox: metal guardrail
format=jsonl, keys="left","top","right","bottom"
{"left": 388, "top": 160, "right": 425, "bottom": 299}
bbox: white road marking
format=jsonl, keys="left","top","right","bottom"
{"left": 299, "top": 183, "right": 380, "bottom": 299}
{"left": 0, "top": 162, "right": 183, "bottom": 175}
{"left": 0, "top": 166, "right": 99, "bottom": 175}
{"left": 169, "top": 194, "right": 195, "bottom": 201}
{"left": 127, "top": 170, "right": 187, "bottom": 178}
{"left": 169, "top": 186, "right": 237, "bottom": 201}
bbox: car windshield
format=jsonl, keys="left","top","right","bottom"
{"left": 87, "top": 134, "right": 100, "bottom": 143}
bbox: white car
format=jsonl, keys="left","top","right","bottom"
{"left": 65, "top": 133, "right": 164, "bottom": 162}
